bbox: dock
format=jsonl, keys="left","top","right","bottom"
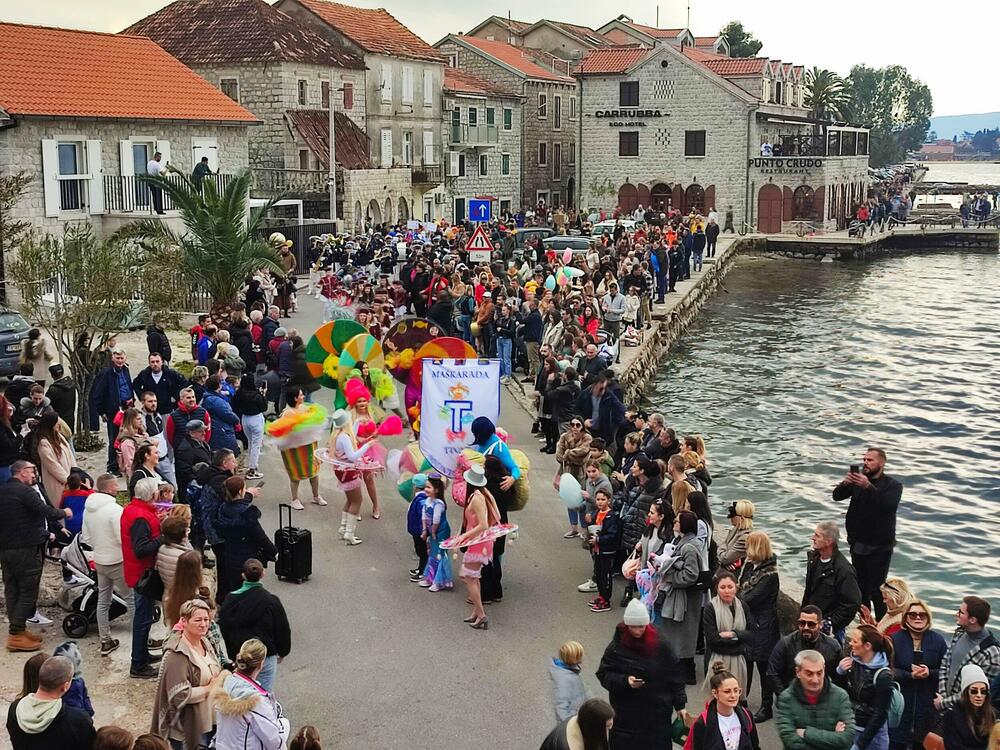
{"left": 762, "top": 226, "right": 999, "bottom": 259}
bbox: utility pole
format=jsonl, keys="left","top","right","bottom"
{"left": 328, "top": 73, "right": 338, "bottom": 229}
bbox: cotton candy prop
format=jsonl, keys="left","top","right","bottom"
{"left": 558, "top": 472, "right": 583, "bottom": 509}
{"left": 562, "top": 249, "right": 572, "bottom": 263}
{"left": 265, "top": 403, "right": 328, "bottom": 449}
{"left": 386, "top": 449, "right": 403, "bottom": 481}
{"left": 377, "top": 415, "right": 403, "bottom": 436}
{"left": 544, "top": 275, "right": 556, "bottom": 291}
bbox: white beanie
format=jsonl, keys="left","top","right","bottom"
{"left": 960, "top": 664, "right": 989, "bottom": 693}
{"left": 623, "top": 598, "right": 650, "bottom": 627}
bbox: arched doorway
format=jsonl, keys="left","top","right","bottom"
{"left": 566, "top": 177, "right": 575, "bottom": 208}
{"left": 397, "top": 196, "right": 410, "bottom": 222}
{"left": 684, "top": 184, "right": 705, "bottom": 214}
{"left": 384, "top": 198, "right": 393, "bottom": 225}
{"left": 617, "top": 183, "right": 638, "bottom": 213}
{"left": 354, "top": 200, "right": 362, "bottom": 233}
{"left": 650, "top": 182, "right": 671, "bottom": 213}
{"left": 757, "top": 184, "right": 783, "bottom": 233}
{"left": 792, "top": 186, "right": 816, "bottom": 220}
{"left": 366, "top": 198, "right": 382, "bottom": 226}
{"left": 637, "top": 183, "right": 650, "bottom": 210}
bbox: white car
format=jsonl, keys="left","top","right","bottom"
{"left": 591, "top": 219, "right": 639, "bottom": 237}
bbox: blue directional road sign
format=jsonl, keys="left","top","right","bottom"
{"left": 468, "top": 199, "right": 491, "bottom": 223}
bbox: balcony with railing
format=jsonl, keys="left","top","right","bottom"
{"left": 764, "top": 130, "right": 870, "bottom": 158}
{"left": 251, "top": 168, "right": 330, "bottom": 198}
{"left": 103, "top": 173, "right": 235, "bottom": 213}
{"left": 449, "top": 123, "right": 500, "bottom": 149}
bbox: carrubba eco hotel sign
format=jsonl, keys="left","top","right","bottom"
{"left": 596, "top": 109, "right": 666, "bottom": 127}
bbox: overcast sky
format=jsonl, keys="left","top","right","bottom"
{"left": 2, "top": 0, "right": 993, "bottom": 116}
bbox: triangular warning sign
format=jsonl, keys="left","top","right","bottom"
{"left": 465, "top": 224, "right": 494, "bottom": 252}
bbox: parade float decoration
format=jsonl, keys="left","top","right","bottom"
{"left": 265, "top": 403, "right": 328, "bottom": 481}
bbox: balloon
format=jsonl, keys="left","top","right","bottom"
{"left": 557, "top": 273, "right": 569, "bottom": 287}
{"left": 386, "top": 449, "right": 403, "bottom": 481}
{"left": 558, "top": 473, "right": 583, "bottom": 509}
{"left": 562, "top": 249, "right": 572, "bottom": 263}
{"left": 544, "top": 275, "right": 556, "bottom": 290}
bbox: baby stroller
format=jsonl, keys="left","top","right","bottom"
{"left": 58, "top": 535, "right": 142, "bottom": 638}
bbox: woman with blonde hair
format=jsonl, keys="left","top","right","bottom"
{"left": 549, "top": 640, "right": 588, "bottom": 721}
{"left": 682, "top": 449, "right": 712, "bottom": 495}
{"left": 116, "top": 407, "right": 149, "bottom": 481}
{"left": 190, "top": 365, "right": 209, "bottom": 403}
{"left": 327, "top": 409, "right": 374, "bottom": 545}
{"left": 890, "top": 599, "right": 946, "bottom": 750}
{"left": 670, "top": 478, "right": 692, "bottom": 517}
{"left": 859, "top": 577, "right": 915, "bottom": 637}
{"left": 152, "top": 599, "right": 222, "bottom": 749}
{"left": 717, "top": 500, "right": 755, "bottom": 572}
{"left": 212, "top": 638, "right": 289, "bottom": 750}
{"left": 738, "top": 530, "right": 780, "bottom": 722}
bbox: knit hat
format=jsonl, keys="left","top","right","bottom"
{"left": 960, "top": 664, "right": 989, "bottom": 693}
{"left": 412, "top": 473, "right": 428, "bottom": 488}
{"left": 623, "top": 598, "right": 650, "bottom": 627}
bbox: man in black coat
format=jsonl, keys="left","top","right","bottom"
{"left": 801, "top": 520, "right": 862, "bottom": 641}
{"left": 0, "top": 462, "right": 72, "bottom": 651}
{"left": 7, "top": 655, "right": 95, "bottom": 749}
{"left": 832, "top": 447, "right": 902, "bottom": 620}
{"left": 578, "top": 343, "right": 608, "bottom": 388}
{"left": 88, "top": 347, "right": 133, "bottom": 473}
{"left": 44, "top": 365, "right": 77, "bottom": 433}
{"left": 767, "top": 604, "right": 843, "bottom": 696}
{"left": 131, "top": 353, "right": 188, "bottom": 416}
{"left": 576, "top": 376, "right": 625, "bottom": 449}
{"left": 145, "top": 321, "right": 171, "bottom": 362}
{"left": 705, "top": 218, "right": 721, "bottom": 257}
{"left": 426, "top": 290, "right": 454, "bottom": 335}
{"left": 261, "top": 306, "right": 280, "bottom": 349}
{"left": 667, "top": 244, "right": 683, "bottom": 292}
{"left": 174, "top": 420, "right": 212, "bottom": 499}
{"left": 218, "top": 558, "right": 290, "bottom": 692}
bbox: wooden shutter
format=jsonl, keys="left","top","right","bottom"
{"left": 672, "top": 184, "right": 684, "bottom": 213}
{"left": 814, "top": 186, "right": 825, "bottom": 222}
{"left": 155, "top": 140, "right": 171, "bottom": 167}
{"left": 40, "top": 139, "right": 61, "bottom": 217}
{"left": 86, "top": 140, "right": 105, "bottom": 215}
{"left": 704, "top": 185, "right": 716, "bottom": 213}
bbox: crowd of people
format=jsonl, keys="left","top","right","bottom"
{"left": 1, "top": 209, "right": 997, "bottom": 750}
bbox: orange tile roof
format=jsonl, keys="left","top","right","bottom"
{"left": 625, "top": 22, "right": 685, "bottom": 39}
{"left": 683, "top": 47, "right": 766, "bottom": 76}
{"left": 693, "top": 36, "right": 721, "bottom": 47}
{"left": 443, "top": 68, "right": 518, "bottom": 98}
{"left": 574, "top": 46, "right": 651, "bottom": 75}
{"left": 454, "top": 35, "right": 575, "bottom": 83}
{"left": 124, "top": 0, "right": 364, "bottom": 69}
{"left": 0, "top": 22, "right": 257, "bottom": 122}
{"left": 293, "top": 0, "right": 442, "bottom": 62}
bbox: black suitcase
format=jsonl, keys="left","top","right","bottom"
{"left": 274, "top": 503, "right": 312, "bottom": 583}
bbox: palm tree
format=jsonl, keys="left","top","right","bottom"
{"left": 804, "top": 67, "right": 848, "bottom": 124}
{"left": 120, "top": 169, "right": 282, "bottom": 324}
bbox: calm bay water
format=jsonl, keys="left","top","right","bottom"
{"left": 649, "top": 251, "right": 1000, "bottom": 616}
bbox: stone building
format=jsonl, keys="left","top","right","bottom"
{"left": 124, "top": 0, "right": 398, "bottom": 229}
{"left": 441, "top": 68, "right": 522, "bottom": 223}
{"left": 435, "top": 35, "right": 578, "bottom": 210}
{"left": 276, "top": 0, "right": 445, "bottom": 222}
{"left": 462, "top": 16, "right": 608, "bottom": 65}
{"left": 0, "top": 22, "right": 255, "bottom": 243}
{"left": 574, "top": 42, "right": 869, "bottom": 232}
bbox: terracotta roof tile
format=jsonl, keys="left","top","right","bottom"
{"left": 454, "top": 36, "right": 575, "bottom": 83}
{"left": 574, "top": 46, "right": 652, "bottom": 75}
{"left": 443, "top": 68, "right": 518, "bottom": 98}
{"left": 286, "top": 109, "right": 370, "bottom": 170}
{"left": 0, "top": 22, "right": 257, "bottom": 122}
{"left": 294, "top": 0, "right": 442, "bottom": 61}
{"left": 625, "top": 22, "right": 685, "bottom": 39}
{"left": 693, "top": 36, "right": 721, "bottom": 47}
{"left": 683, "top": 47, "right": 766, "bottom": 76}
{"left": 124, "top": 0, "right": 363, "bottom": 69}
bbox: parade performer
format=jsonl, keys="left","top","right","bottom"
{"left": 344, "top": 377, "right": 388, "bottom": 520}
{"left": 455, "top": 464, "right": 501, "bottom": 631}
{"left": 265, "top": 386, "right": 327, "bottom": 511}
{"left": 327, "top": 409, "right": 374, "bottom": 546}
{"left": 420, "top": 475, "right": 453, "bottom": 592}
{"left": 355, "top": 361, "right": 406, "bottom": 425}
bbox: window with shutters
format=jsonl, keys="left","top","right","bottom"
{"left": 619, "top": 132, "right": 639, "bottom": 157}
{"left": 486, "top": 107, "right": 495, "bottom": 126}
{"left": 684, "top": 130, "right": 706, "bottom": 156}
{"left": 468, "top": 108, "right": 478, "bottom": 127}
{"left": 56, "top": 141, "right": 87, "bottom": 211}
{"left": 402, "top": 66, "right": 414, "bottom": 104}
{"left": 502, "top": 107, "right": 513, "bottom": 130}
{"left": 343, "top": 82, "right": 354, "bottom": 110}
{"left": 568, "top": 141, "right": 576, "bottom": 165}
{"left": 297, "top": 80, "right": 308, "bottom": 106}
{"left": 380, "top": 63, "right": 392, "bottom": 103}
{"left": 220, "top": 78, "right": 239, "bottom": 103}
{"left": 423, "top": 69, "right": 434, "bottom": 107}
{"left": 321, "top": 81, "right": 330, "bottom": 110}
{"left": 479, "top": 154, "right": 488, "bottom": 176}
{"left": 569, "top": 97, "right": 576, "bottom": 120}
{"left": 501, "top": 153, "right": 510, "bottom": 176}
{"left": 538, "top": 93, "right": 547, "bottom": 119}
{"left": 620, "top": 81, "right": 639, "bottom": 107}
{"left": 538, "top": 141, "right": 547, "bottom": 166}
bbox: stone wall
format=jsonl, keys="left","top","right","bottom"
{"left": 578, "top": 47, "right": 753, "bottom": 225}
{"left": 0, "top": 115, "right": 249, "bottom": 238}
{"left": 523, "top": 80, "right": 578, "bottom": 209}
{"left": 341, "top": 167, "right": 414, "bottom": 232}
{"left": 190, "top": 62, "right": 366, "bottom": 170}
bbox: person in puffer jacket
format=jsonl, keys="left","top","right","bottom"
{"left": 212, "top": 638, "right": 289, "bottom": 750}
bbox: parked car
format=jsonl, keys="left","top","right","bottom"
{"left": 541, "top": 235, "right": 593, "bottom": 255}
{"left": 513, "top": 227, "right": 555, "bottom": 250}
{"left": 0, "top": 309, "right": 31, "bottom": 377}
{"left": 591, "top": 219, "right": 639, "bottom": 237}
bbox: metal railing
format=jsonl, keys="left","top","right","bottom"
{"left": 411, "top": 164, "right": 443, "bottom": 185}
{"left": 58, "top": 178, "right": 88, "bottom": 212}
{"left": 103, "top": 173, "right": 234, "bottom": 213}
{"left": 449, "top": 123, "right": 499, "bottom": 146}
{"left": 256, "top": 221, "right": 339, "bottom": 272}
{"left": 252, "top": 168, "right": 329, "bottom": 197}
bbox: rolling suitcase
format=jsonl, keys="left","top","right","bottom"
{"left": 274, "top": 503, "right": 312, "bottom": 583}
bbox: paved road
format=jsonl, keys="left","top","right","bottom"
{"left": 256, "top": 292, "right": 778, "bottom": 749}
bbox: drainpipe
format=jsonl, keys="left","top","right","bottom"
{"left": 744, "top": 103, "right": 757, "bottom": 228}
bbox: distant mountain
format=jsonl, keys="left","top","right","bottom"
{"left": 929, "top": 112, "right": 1000, "bottom": 140}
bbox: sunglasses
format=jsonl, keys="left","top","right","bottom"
{"left": 797, "top": 620, "right": 820, "bottom": 628}
{"left": 969, "top": 687, "right": 989, "bottom": 696}
{"left": 571, "top": 422, "right": 582, "bottom": 428}
{"left": 907, "top": 612, "right": 928, "bottom": 619}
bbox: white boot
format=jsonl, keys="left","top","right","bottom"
{"left": 343, "top": 515, "right": 363, "bottom": 545}
{"left": 338, "top": 512, "right": 348, "bottom": 539}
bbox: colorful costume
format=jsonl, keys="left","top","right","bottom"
{"left": 460, "top": 490, "right": 495, "bottom": 579}
{"left": 330, "top": 430, "right": 372, "bottom": 491}
{"left": 265, "top": 403, "right": 328, "bottom": 481}
{"left": 422, "top": 496, "right": 453, "bottom": 589}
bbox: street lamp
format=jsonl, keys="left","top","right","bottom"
{"left": 328, "top": 80, "right": 345, "bottom": 229}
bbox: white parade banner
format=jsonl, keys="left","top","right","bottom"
{"left": 419, "top": 358, "right": 500, "bottom": 478}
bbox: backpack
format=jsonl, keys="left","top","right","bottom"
{"left": 875, "top": 667, "right": 904, "bottom": 729}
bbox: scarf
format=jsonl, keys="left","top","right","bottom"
{"left": 230, "top": 580, "right": 263, "bottom": 596}
{"left": 704, "top": 595, "right": 748, "bottom": 691}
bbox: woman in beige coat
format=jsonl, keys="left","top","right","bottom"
{"left": 34, "top": 411, "right": 75, "bottom": 507}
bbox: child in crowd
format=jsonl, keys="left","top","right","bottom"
{"left": 290, "top": 726, "right": 323, "bottom": 750}
{"left": 587, "top": 489, "right": 621, "bottom": 613}
{"left": 623, "top": 286, "right": 640, "bottom": 330}
{"left": 420, "top": 475, "right": 453, "bottom": 592}
{"left": 157, "top": 482, "right": 175, "bottom": 506}
{"left": 53, "top": 641, "right": 94, "bottom": 717}
{"left": 60, "top": 470, "right": 93, "bottom": 537}
{"left": 407, "top": 473, "right": 429, "bottom": 582}
{"left": 581, "top": 461, "right": 614, "bottom": 543}
{"left": 588, "top": 438, "right": 615, "bottom": 477}
{"left": 549, "top": 641, "right": 588, "bottom": 722}
{"left": 17, "top": 653, "right": 46, "bottom": 699}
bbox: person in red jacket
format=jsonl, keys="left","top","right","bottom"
{"left": 120, "top": 476, "right": 163, "bottom": 678}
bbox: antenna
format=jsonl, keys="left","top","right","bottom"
{"left": 687, "top": 0, "right": 691, "bottom": 31}
{"left": 656, "top": 5, "right": 659, "bottom": 26}
{"left": 508, "top": 9, "right": 513, "bottom": 45}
